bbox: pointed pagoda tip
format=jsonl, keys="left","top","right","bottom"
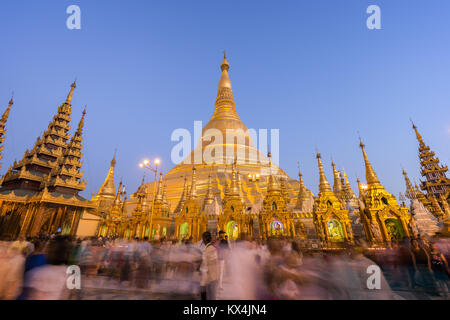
{"left": 409, "top": 117, "right": 417, "bottom": 129}
{"left": 221, "top": 50, "right": 230, "bottom": 71}
{"left": 8, "top": 92, "right": 14, "bottom": 106}
{"left": 65, "top": 79, "right": 77, "bottom": 104}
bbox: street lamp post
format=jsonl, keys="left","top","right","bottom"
{"left": 139, "top": 158, "right": 160, "bottom": 240}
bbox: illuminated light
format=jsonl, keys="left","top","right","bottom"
{"left": 143, "top": 160, "right": 149, "bottom": 165}
{"left": 154, "top": 158, "right": 160, "bottom": 165}
{"left": 139, "top": 163, "right": 144, "bottom": 168}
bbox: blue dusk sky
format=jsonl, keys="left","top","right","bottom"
{"left": 0, "top": 0, "right": 449, "bottom": 198}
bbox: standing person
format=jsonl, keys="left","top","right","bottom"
{"left": 25, "top": 236, "right": 72, "bottom": 300}
{"left": 200, "top": 231, "right": 219, "bottom": 300}
{"left": 410, "top": 239, "right": 437, "bottom": 295}
{"left": 0, "top": 242, "right": 26, "bottom": 300}
{"left": 217, "top": 231, "right": 230, "bottom": 290}
{"left": 429, "top": 243, "right": 449, "bottom": 298}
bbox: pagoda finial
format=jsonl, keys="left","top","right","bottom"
{"left": 359, "top": 138, "right": 381, "bottom": 186}
{"left": 410, "top": 119, "right": 425, "bottom": 146}
{"left": 402, "top": 169, "right": 416, "bottom": 199}
{"left": 76, "top": 107, "right": 86, "bottom": 134}
{"left": 1, "top": 96, "right": 13, "bottom": 124}
{"left": 204, "top": 169, "right": 215, "bottom": 205}
{"left": 219, "top": 52, "right": 231, "bottom": 88}
{"left": 190, "top": 166, "right": 197, "bottom": 199}
{"left": 331, "top": 159, "right": 343, "bottom": 193}
{"left": 95, "top": 152, "right": 117, "bottom": 198}
{"left": 66, "top": 79, "right": 77, "bottom": 104}
{"left": 156, "top": 171, "right": 164, "bottom": 201}
{"left": 316, "top": 152, "right": 332, "bottom": 193}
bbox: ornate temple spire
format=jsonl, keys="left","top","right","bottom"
{"left": 229, "top": 159, "right": 241, "bottom": 196}
{"left": 156, "top": 172, "right": 164, "bottom": 201}
{"left": 341, "top": 170, "right": 356, "bottom": 201}
{"left": 359, "top": 139, "right": 381, "bottom": 186}
{"left": 218, "top": 52, "right": 232, "bottom": 90}
{"left": 162, "top": 183, "right": 168, "bottom": 205}
{"left": 175, "top": 175, "right": 188, "bottom": 213}
{"left": 295, "top": 165, "right": 309, "bottom": 209}
{"left": 402, "top": 169, "right": 416, "bottom": 200}
{"left": 411, "top": 120, "right": 425, "bottom": 147}
{"left": 0, "top": 97, "right": 13, "bottom": 167}
{"left": 411, "top": 121, "right": 449, "bottom": 204}
{"left": 331, "top": 160, "right": 343, "bottom": 194}
{"left": 357, "top": 178, "right": 365, "bottom": 198}
{"left": 95, "top": 152, "right": 117, "bottom": 199}
{"left": 48, "top": 107, "right": 87, "bottom": 191}
{"left": 267, "top": 152, "right": 280, "bottom": 193}
{"left": 190, "top": 167, "right": 197, "bottom": 199}
{"left": 66, "top": 80, "right": 76, "bottom": 105}
{"left": 316, "top": 153, "right": 331, "bottom": 193}
{"left": 210, "top": 53, "right": 240, "bottom": 122}
{"left": 204, "top": 171, "right": 215, "bottom": 205}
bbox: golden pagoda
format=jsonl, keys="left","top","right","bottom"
{"left": 258, "top": 153, "right": 297, "bottom": 238}
{"left": 174, "top": 167, "right": 207, "bottom": 241}
{"left": 357, "top": 140, "right": 411, "bottom": 243}
{"left": 312, "top": 153, "right": 353, "bottom": 244}
{"left": 126, "top": 54, "right": 304, "bottom": 241}
{"left": 0, "top": 81, "right": 94, "bottom": 239}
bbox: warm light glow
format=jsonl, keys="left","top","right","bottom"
{"left": 361, "top": 184, "right": 368, "bottom": 190}
{"left": 139, "top": 163, "right": 144, "bottom": 168}
{"left": 143, "top": 160, "right": 149, "bottom": 165}
{"left": 154, "top": 158, "right": 160, "bottom": 165}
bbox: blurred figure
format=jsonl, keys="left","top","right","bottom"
{"left": 410, "top": 239, "right": 437, "bottom": 296}
{"left": 200, "top": 231, "right": 219, "bottom": 300}
{"left": 429, "top": 243, "right": 449, "bottom": 298}
{"left": 25, "top": 236, "right": 72, "bottom": 300}
{"left": 217, "top": 230, "right": 230, "bottom": 290}
{"left": 0, "top": 241, "right": 26, "bottom": 300}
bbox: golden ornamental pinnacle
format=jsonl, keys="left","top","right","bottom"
{"left": 359, "top": 139, "right": 381, "bottom": 186}
{"left": 66, "top": 79, "right": 77, "bottom": 104}
{"left": 316, "top": 152, "right": 332, "bottom": 193}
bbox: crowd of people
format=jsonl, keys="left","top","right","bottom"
{"left": 0, "top": 232, "right": 448, "bottom": 300}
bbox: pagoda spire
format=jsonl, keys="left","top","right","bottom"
{"left": 402, "top": 169, "right": 416, "bottom": 200}
{"left": 331, "top": 160, "right": 343, "bottom": 194}
{"left": 175, "top": 175, "right": 188, "bottom": 213}
{"left": 357, "top": 178, "right": 365, "bottom": 198}
{"left": 48, "top": 108, "right": 87, "bottom": 192}
{"left": 210, "top": 53, "right": 241, "bottom": 122}
{"left": 0, "top": 97, "right": 13, "bottom": 167}
{"left": 295, "top": 164, "right": 309, "bottom": 209}
{"left": 359, "top": 139, "right": 381, "bottom": 186}
{"left": 66, "top": 80, "right": 76, "bottom": 105}
{"left": 204, "top": 171, "right": 215, "bottom": 205}
{"left": 316, "top": 153, "right": 331, "bottom": 193}
{"left": 156, "top": 171, "right": 164, "bottom": 201}
{"left": 95, "top": 152, "right": 117, "bottom": 199}
{"left": 410, "top": 121, "right": 449, "bottom": 204}
{"left": 341, "top": 170, "right": 356, "bottom": 201}
{"left": 229, "top": 159, "right": 241, "bottom": 196}
{"left": 190, "top": 167, "right": 197, "bottom": 199}
{"left": 411, "top": 120, "right": 425, "bottom": 147}
{"left": 267, "top": 152, "right": 280, "bottom": 193}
